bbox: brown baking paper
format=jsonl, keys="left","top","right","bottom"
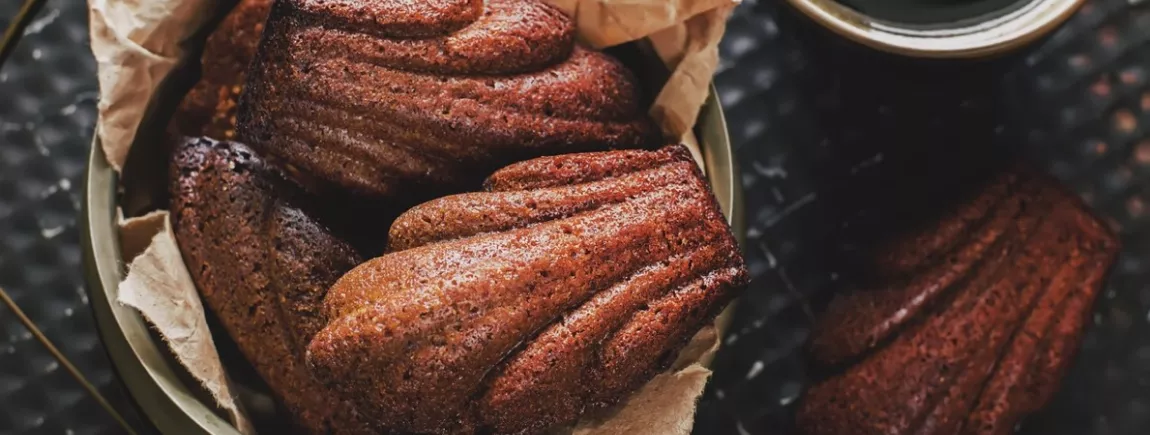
{"left": 94, "top": 0, "right": 739, "bottom": 433}
{"left": 118, "top": 211, "right": 255, "bottom": 434}
{"left": 88, "top": 0, "right": 217, "bottom": 171}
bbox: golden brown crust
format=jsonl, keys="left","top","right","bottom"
{"left": 236, "top": 0, "right": 660, "bottom": 200}
{"left": 796, "top": 167, "right": 1120, "bottom": 435}
{"left": 307, "top": 145, "right": 748, "bottom": 434}
{"left": 169, "top": 138, "right": 373, "bottom": 434}
{"left": 388, "top": 147, "right": 698, "bottom": 252}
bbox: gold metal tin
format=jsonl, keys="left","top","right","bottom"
{"left": 82, "top": 67, "right": 741, "bottom": 435}
{"left": 786, "top": 0, "right": 1084, "bottom": 58}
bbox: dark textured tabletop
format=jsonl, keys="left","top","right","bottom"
{"left": 0, "top": 0, "right": 1148, "bottom": 434}
{"left": 0, "top": 0, "right": 144, "bottom": 434}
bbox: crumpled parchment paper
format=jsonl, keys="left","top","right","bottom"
{"left": 117, "top": 210, "right": 255, "bottom": 433}
{"left": 88, "top": 0, "right": 217, "bottom": 172}
{"left": 90, "top": 0, "right": 739, "bottom": 433}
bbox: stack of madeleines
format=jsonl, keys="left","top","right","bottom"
{"left": 161, "top": 1, "right": 1118, "bottom": 434}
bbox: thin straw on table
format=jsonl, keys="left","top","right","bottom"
{"left": 0, "top": 285, "right": 139, "bottom": 435}
{"left": 0, "top": 0, "right": 47, "bottom": 68}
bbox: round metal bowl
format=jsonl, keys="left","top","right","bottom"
{"left": 81, "top": 69, "right": 741, "bottom": 433}
{"left": 785, "top": 0, "right": 1083, "bottom": 58}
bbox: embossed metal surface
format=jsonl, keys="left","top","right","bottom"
{"left": 0, "top": 1, "right": 146, "bottom": 434}
{"left": 694, "top": 0, "right": 1150, "bottom": 434}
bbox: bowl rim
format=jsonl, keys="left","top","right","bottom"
{"left": 82, "top": 84, "right": 742, "bottom": 433}
{"left": 785, "top": 0, "right": 1083, "bottom": 58}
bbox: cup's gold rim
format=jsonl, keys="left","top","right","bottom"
{"left": 785, "top": 0, "right": 1084, "bottom": 58}
{"left": 82, "top": 84, "right": 742, "bottom": 434}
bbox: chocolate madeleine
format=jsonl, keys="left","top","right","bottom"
{"left": 170, "top": 137, "right": 372, "bottom": 434}
{"left": 170, "top": 0, "right": 272, "bottom": 140}
{"left": 236, "top": 0, "right": 660, "bottom": 200}
{"left": 307, "top": 145, "right": 748, "bottom": 434}
{"left": 796, "top": 167, "right": 1120, "bottom": 435}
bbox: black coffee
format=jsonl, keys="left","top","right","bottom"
{"left": 838, "top": 0, "right": 1033, "bottom": 25}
